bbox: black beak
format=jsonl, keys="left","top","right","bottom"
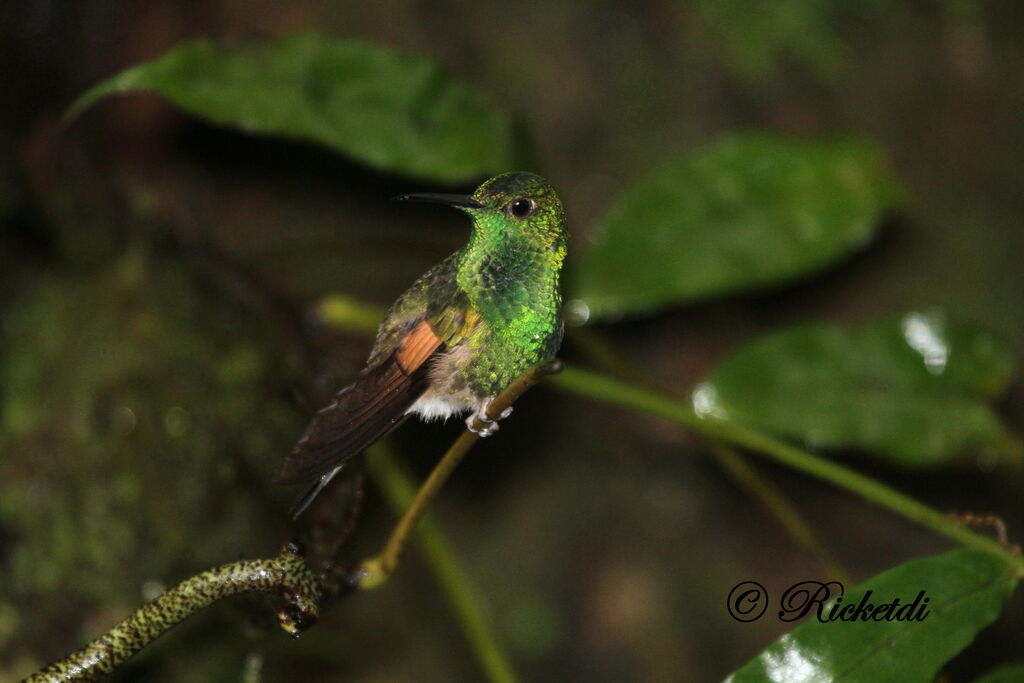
{"left": 394, "top": 193, "right": 484, "bottom": 209}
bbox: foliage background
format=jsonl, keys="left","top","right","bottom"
{"left": 2, "top": 1, "right": 1024, "bottom": 681}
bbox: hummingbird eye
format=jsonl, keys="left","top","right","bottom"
{"left": 506, "top": 197, "right": 537, "bottom": 220}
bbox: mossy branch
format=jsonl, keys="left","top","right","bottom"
{"left": 27, "top": 362, "right": 562, "bottom": 682}
{"left": 26, "top": 543, "right": 323, "bottom": 682}
{"left": 32, "top": 293, "right": 1023, "bottom": 681}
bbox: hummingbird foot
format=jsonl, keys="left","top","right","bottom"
{"left": 466, "top": 396, "right": 513, "bottom": 436}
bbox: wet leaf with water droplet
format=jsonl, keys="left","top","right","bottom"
{"left": 725, "top": 549, "right": 1018, "bottom": 682}
{"left": 701, "top": 314, "right": 1018, "bottom": 465}
{"left": 66, "top": 34, "right": 515, "bottom": 182}
{"left": 570, "top": 134, "right": 904, "bottom": 320}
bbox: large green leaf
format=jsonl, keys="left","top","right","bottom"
{"left": 726, "top": 549, "right": 1019, "bottom": 682}
{"left": 569, "top": 134, "right": 903, "bottom": 320}
{"left": 698, "top": 313, "right": 1017, "bottom": 465}
{"left": 67, "top": 33, "right": 515, "bottom": 182}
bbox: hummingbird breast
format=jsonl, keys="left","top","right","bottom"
{"left": 455, "top": 249, "right": 564, "bottom": 398}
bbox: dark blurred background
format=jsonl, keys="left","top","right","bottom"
{"left": 2, "top": 2, "right": 1023, "bottom": 681}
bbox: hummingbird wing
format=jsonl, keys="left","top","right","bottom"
{"left": 274, "top": 319, "right": 444, "bottom": 486}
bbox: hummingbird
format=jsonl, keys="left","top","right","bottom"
{"left": 275, "top": 172, "right": 567, "bottom": 515}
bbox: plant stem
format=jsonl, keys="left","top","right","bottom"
{"left": 548, "top": 366, "right": 1024, "bottom": 574}
{"left": 356, "top": 429, "right": 480, "bottom": 590}
{"left": 710, "top": 441, "right": 849, "bottom": 584}
{"left": 320, "top": 296, "right": 1024, "bottom": 573}
{"left": 355, "top": 361, "right": 563, "bottom": 589}
{"left": 566, "top": 325, "right": 845, "bottom": 581}
{"left": 366, "top": 445, "right": 518, "bottom": 683}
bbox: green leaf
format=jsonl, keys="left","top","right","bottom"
{"left": 67, "top": 34, "right": 515, "bottom": 182}
{"left": 698, "top": 313, "right": 1018, "bottom": 465}
{"left": 726, "top": 549, "right": 1019, "bottom": 683}
{"left": 974, "top": 662, "right": 1024, "bottom": 683}
{"left": 569, "top": 134, "right": 904, "bottom": 321}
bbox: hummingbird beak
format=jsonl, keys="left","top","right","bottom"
{"left": 394, "top": 193, "right": 484, "bottom": 209}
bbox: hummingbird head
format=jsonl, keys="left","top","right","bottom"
{"left": 397, "top": 172, "right": 567, "bottom": 252}
{"left": 398, "top": 173, "right": 566, "bottom": 327}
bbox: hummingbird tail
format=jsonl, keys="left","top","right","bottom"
{"left": 286, "top": 464, "right": 345, "bottom": 519}
{"left": 274, "top": 320, "right": 444, "bottom": 490}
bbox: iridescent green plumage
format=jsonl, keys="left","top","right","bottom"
{"left": 276, "top": 172, "right": 567, "bottom": 510}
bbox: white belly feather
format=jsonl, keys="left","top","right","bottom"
{"left": 405, "top": 393, "right": 470, "bottom": 421}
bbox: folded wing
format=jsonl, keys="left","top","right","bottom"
{"left": 274, "top": 320, "right": 444, "bottom": 485}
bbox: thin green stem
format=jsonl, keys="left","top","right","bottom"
{"left": 355, "top": 361, "right": 562, "bottom": 590}
{"left": 710, "top": 442, "right": 849, "bottom": 584}
{"left": 367, "top": 445, "right": 518, "bottom": 683}
{"left": 351, "top": 362, "right": 560, "bottom": 680}
{"left": 356, "top": 429, "right": 479, "bottom": 590}
{"left": 319, "top": 299, "right": 547, "bottom": 681}
{"left": 567, "top": 325, "right": 845, "bottom": 580}
{"left": 320, "top": 296, "right": 1024, "bottom": 572}
{"left": 548, "top": 366, "right": 1024, "bottom": 574}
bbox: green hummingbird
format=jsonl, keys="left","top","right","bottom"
{"left": 275, "top": 172, "right": 567, "bottom": 514}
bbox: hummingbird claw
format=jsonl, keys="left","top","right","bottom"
{"left": 466, "top": 414, "right": 499, "bottom": 436}
{"left": 466, "top": 397, "right": 512, "bottom": 436}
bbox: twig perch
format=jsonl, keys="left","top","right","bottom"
{"left": 354, "top": 359, "right": 564, "bottom": 590}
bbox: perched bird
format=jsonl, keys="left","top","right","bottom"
{"left": 276, "top": 172, "right": 568, "bottom": 515}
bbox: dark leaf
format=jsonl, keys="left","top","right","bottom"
{"left": 699, "top": 313, "right": 1018, "bottom": 465}
{"left": 726, "top": 550, "right": 1019, "bottom": 682}
{"left": 570, "top": 134, "right": 903, "bottom": 320}
{"left": 68, "top": 34, "right": 515, "bottom": 182}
